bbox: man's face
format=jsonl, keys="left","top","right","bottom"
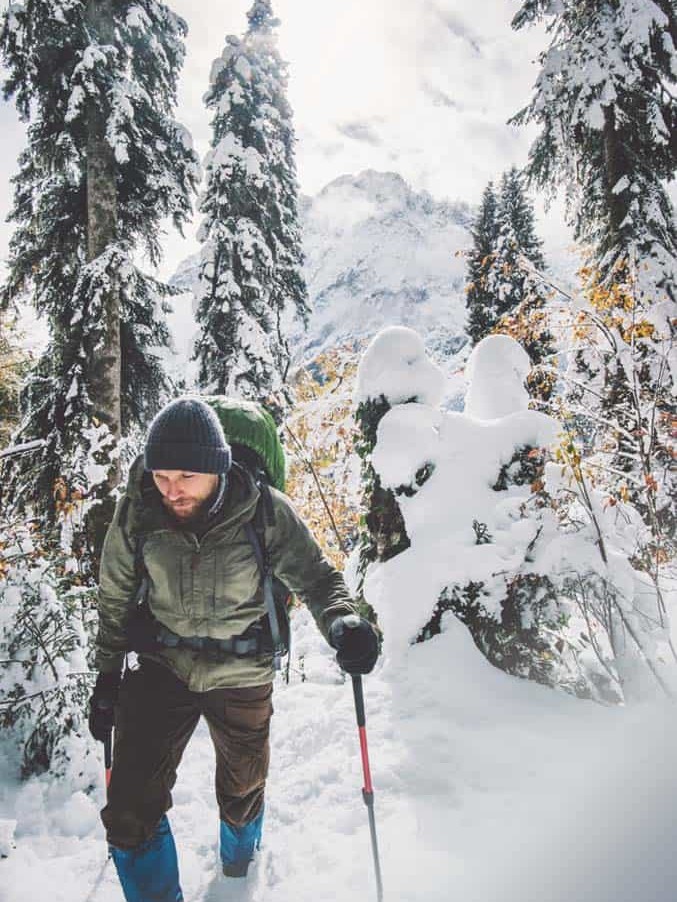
{"left": 152, "top": 470, "right": 219, "bottom": 521}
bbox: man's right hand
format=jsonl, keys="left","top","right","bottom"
{"left": 88, "top": 671, "right": 121, "bottom": 742}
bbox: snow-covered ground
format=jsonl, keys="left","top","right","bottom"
{"left": 2, "top": 326, "right": 676, "bottom": 901}
{"left": 1, "top": 605, "right": 676, "bottom": 902}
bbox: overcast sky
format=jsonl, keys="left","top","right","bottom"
{"left": 0, "top": 1, "right": 565, "bottom": 281}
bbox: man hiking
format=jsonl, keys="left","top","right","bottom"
{"left": 88, "top": 397, "right": 379, "bottom": 901}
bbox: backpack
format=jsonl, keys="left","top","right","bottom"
{"left": 204, "top": 396, "right": 286, "bottom": 493}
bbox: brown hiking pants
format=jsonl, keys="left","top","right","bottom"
{"left": 101, "top": 659, "right": 273, "bottom": 850}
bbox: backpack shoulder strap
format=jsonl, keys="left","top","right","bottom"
{"left": 245, "top": 489, "right": 284, "bottom": 671}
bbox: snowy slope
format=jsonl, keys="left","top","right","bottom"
{"left": 165, "top": 170, "right": 474, "bottom": 385}
{"left": 1, "top": 608, "right": 676, "bottom": 902}
{"left": 297, "top": 170, "right": 472, "bottom": 363}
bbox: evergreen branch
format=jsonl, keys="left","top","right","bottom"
{"left": 0, "top": 688, "right": 51, "bottom": 710}
{"left": 19, "top": 611, "right": 59, "bottom": 682}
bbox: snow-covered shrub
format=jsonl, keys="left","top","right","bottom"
{"left": 359, "top": 329, "right": 675, "bottom": 703}
{"left": 354, "top": 328, "right": 446, "bottom": 592}
{"left": 0, "top": 515, "right": 98, "bottom": 784}
{"left": 0, "top": 423, "right": 116, "bottom": 785}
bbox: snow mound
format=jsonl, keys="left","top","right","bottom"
{"left": 464, "top": 334, "right": 531, "bottom": 419}
{"left": 355, "top": 326, "right": 447, "bottom": 406}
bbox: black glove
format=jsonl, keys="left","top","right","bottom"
{"left": 88, "top": 671, "right": 121, "bottom": 742}
{"left": 329, "top": 615, "right": 380, "bottom": 675}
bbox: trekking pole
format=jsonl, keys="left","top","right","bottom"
{"left": 104, "top": 730, "right": 113, "bottom": 790}
{"left": 351, "top": 674, "right": 384, "bottom": 902}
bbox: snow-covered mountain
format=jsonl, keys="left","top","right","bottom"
{"left": 296, "top": 170, "right": 473, "bottom": 362}
{"left": 168, "top": 170, "right": 474, "bottom": 378}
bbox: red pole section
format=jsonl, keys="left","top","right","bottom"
{"left": 358, "top": 726, "right": 374, "bottom": 794}
{"left": 104, "top": 732, "right": 113, "bottom": 791}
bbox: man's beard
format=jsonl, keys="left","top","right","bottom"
{"left": 163, "top": 496, "right": 209, "bottom": 525}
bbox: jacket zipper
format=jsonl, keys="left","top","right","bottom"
{"left": 187, "top": 535, "right": 200, "bottom": 612}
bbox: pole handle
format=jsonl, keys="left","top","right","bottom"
{"left": 352, "top": 673, "right": 366, "bottom": 727}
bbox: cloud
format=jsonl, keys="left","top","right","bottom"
{"left": 336, "top": 120, "right": 383, "bottom": 146}
{"left": 424, "top": 1, "right": 482, "bottom": 55}
{"left": 420, "top": 81, "right": 460, "bottom": 110}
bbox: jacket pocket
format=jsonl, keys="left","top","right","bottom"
{"left": 143, "top": 533, "right": 190, "bottom": 621}
{"left": 214, "top": 539, "right": 261, "bottom": 616}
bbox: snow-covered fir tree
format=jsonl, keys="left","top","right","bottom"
{"left": 193, "top": 0, "right": 308, "bottom": 401}
{"left": 465, "top": 169, "right": 554, "bottom": 400}
{"left": 493, "top": 169, "right": 546, "bottom": 316}
{"left": 492, "top": 168, "right": 554, "bottom": 401}
{"left": 512, "top": 0, "right": 676, "bottom": 300}
{"left": 465, "top": 182, "right": 499, "bottom": 345}
{"left": 0, "top": 0, "right": 198, "bottom": 779}
{"left": 512, "top": 0, "right": 676, "bottom": 574}
{"left": 1, "top": 0, "right": 199, "bottom": 533}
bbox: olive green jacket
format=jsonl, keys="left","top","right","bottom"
{"left": 95, "top": 455, "right": 357, "bottom": 691}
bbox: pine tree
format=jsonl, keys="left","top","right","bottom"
{"left": 491, "top": 168, "right": 546, "bottom": 319}
{"left": 511, "top": 0, "right": 676, "bottom": 647}
{"left": 1, "top": 0, "right": 199, "bottom": 537}
{"left": 0, "top": 0, "right": 198, "bottom": 780}
{"left": 512, "top": 0, "right": 676, "bottom": 300}
{"left": 194, "top": 0, "right": 308, "bottom": 401}
{"left": 492, "top": 169, "right": 555, "bottom": 400}
{"left": 512, "top": 0, "right": 676, "bottom": 553}
{"left": 465, "top": 182, "right": 499, "bottom": 345}
{"left": 465, "top": 171, "right": 554, "bottom": 400}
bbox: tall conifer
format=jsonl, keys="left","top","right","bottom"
{"left": 1, "top": 0, "right": 199, "bottom": 536}
{"left": 194, "top": 0, "right": 308, "bottom": 401}
{"left": 512, "top": 0, "right": 676, "bottom": 299}
{"left": 0, "top": 0, "right": 199, "bottom": 779}
{"left": 465, "top": 171, "right": 552, "bottom": 393}
{"left": 465, "top": 182, "right": 499, "bottom": 345}
{"left": 512, "top": 0, "right": 676, "bottom": 602}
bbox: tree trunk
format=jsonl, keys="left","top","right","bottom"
{"left": 602, "top": 104, "right": 629, "bottom": 259}
{"left": 85, "top": 0, "right": 120, "bottom": 560}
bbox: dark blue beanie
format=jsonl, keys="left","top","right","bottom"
{"left": 144, "top": 398, "right": 232, "bottom": 474}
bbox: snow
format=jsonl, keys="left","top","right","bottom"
{"left": 0, "top": 819, "right": 16, "bottom": 858}
{"left": 463, "top": 334, "right": 531, "bottom": 419}
{"left": 356, "top": 326, "right": 446, "bottom": 406}
{"left": 1, "top": 606, "right": 676, "bottom": 901}
{"left": 125, "top": 6, "right": 150, "bottom": 31}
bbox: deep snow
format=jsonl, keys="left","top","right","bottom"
{"left": 1, "top": 606, "right": 676, "bottom": 902}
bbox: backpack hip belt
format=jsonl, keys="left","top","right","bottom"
{"left": 154, "top": 617, "right": 271, "bottom": 660}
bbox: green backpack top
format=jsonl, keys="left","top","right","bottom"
{"left": 203, "top": 396, "right": 286, "bottom": 492}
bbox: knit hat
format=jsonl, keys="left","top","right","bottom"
{"left": 144, "top": 398, "right": 232, "bottom": 474}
